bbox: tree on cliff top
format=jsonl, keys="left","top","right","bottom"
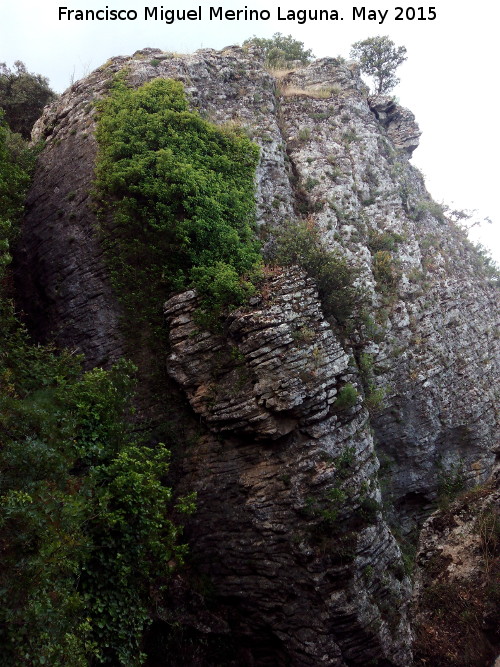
{"left": 0, "top": 61, "right": 56, "bottom": 139}
{"left": 350, "top": 36, "right": 407, "bottom": 95}
{"left": 243, "top": 33, "right": 314, "bottom": 67}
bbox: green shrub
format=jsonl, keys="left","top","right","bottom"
{"left": 271, "top": 219, "right": 366, "bottom": 324}
{"left": 0, "top": 61, "right": 56, "bottom": 139}
{"left": 341, "top": 128, "right": 359, "bottom": 144}
{"left": 334, "top": 383, "right": 358, "bottom": 410}
{"left": 243, "top": 33, "right": 314, "bottom": 67}
{"left": 335, "top": 446, "right": 356, "bottom": 476}
{"left": 365, "top": 386, "right": 386, "bottom": 411}
{"left": 0, "top": 349, "right": 189, "bottom": 665}
{"left": 358, "top": 351, "right": 374, "bottom": 378}
{"left": 464, "top": 239, "right": 500, "bottom": 283}
{"left": 297, "top": 127, "right": 311, "bottom": 142}
{"left": 94, "top": 77, "right": 261, "bottom": 332}
{"left": 372, "top": 250, "right": 401, "bottom": 292}
{"left": 357, "top": 352, "right": 386, "bottom": 412}
{"left": 350, "top": 36, "right": 407, "bottom": 95}
{"left": 0, "top": 112, "right": 34, "bottom": 276}
{"left": 411, "top": 198, "right": 446, "bottom": 223}
{"left": 359, "top": 495, "right": 381, "bottom": 523}
{"left": 291, "top": 325, "right": 316, "bottom": 344}
{"left": 304, "top": 175, "right": 319, "bottom": 191}
{"left": 367, "top": 229, "right": 404, "bottom": 253}
{"left": 192, "top": 261, "right": 260, "bottom": 328}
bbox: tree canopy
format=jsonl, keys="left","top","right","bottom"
{"left": 243, "top": 33, "right": 314, "bottom": 67}
{"left": 0, "top": 61, "right": 56, "bottom": 138}
{"left": 350, "top": 36, "right": 407, "bottom": 95}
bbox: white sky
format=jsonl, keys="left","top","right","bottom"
{"left": 2, "top": 0, "right": 499, "bottom": 262}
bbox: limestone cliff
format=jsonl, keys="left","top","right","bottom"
{"left": 13, "top": 46, "right": 500, "bottom": 665}
{"left": 164, "top": 266, "right": 412, "bottom": 665}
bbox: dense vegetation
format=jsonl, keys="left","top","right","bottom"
{"left": 0, "top": 61, "right": 56, "bottom": 139}
{"left": 94, "top": 77, "right": 261, "bottom": 330}
{"left": 0, "top": 113, "right": 192, "bottom": 665}
{"left": 0, "top": 76, "right": 262, "bottom": 663}
{"left": 2, "top": 50, "right": 497, "bottom": 667}
{"left": 243, "top": 33, "right": 314, "bottom": 67}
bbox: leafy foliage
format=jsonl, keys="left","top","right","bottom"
{"left": 367, "top": 229, "right": 405, "bottom": 253}
{"left": 0, "top": 110, "right": 188, "bottom": 666}
{"left": 0, "top": 339, "right": 188, "bottom": 665}
{"left": 94, "top": 77, "right": 261, "bottom": 328}
{"left": 0, "top": 61, "right": 56, "bottom": 138}
{"left": 334, "top": 383, "right": 359, "bottom": 410}
{"left": 357, "top": 351, "right": 386, "bottom": 412}
{"left": 271, "top": 218, "right": 365, "bottom": 324}
{"left": 243, "top": 33, "right": 314, "bottom": 67}
{"left": 350, "top": 36, "right": 407, "bottom": 94}
{"left": 0, "top": 113, "right": 35, "bottom": 275}
{"left": 372, "top": 249, "right": 401, "bottom": 293}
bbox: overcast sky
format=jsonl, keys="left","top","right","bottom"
{"left": 2, "top": 0, "right": 499, "bottom": 262}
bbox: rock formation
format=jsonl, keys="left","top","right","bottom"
{"left": 13, "top": 45, "right": 499, "bottom": 665}
{"left": 413, "top": 473, "right": 499, "bottom": 665}
{"left": 164, "top": 266, "right": 412, "bottom": 665}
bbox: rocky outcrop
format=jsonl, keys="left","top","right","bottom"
{"left": 273, "top": 57, "right": 499, "bottom": 529}
{"left": 18, "top": 47, "right": 499, "bottom": 515}
{"left": 14, "top": 64, "right": 125, "bottom": 368}
{"left": 13, "top": 45, "right": 500, "bottom": 664}
{"left": 165, "top": 267, "right": 413, "bottom": 665}
{"left": 368, "top": 95, "right": 421, "bottom": 157}
{"left": 166, "top": 267, "right": 350, "bottom": 440}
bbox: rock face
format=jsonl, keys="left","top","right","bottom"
{"left": 14, "top": 68, "right": 125, "bottom": 368}
{"left": 166, "top": 267, "right": 351, "bottom": 440}
{"left": 413, "top": 473, "right": 500, "bottom": 665}
{"left": 165, "top": 266, "right": 412, "bottom": 665}
{"left": 368, "top": 95, "right": 421, "bottom": 157}
{"left": 13, "top": 45, "right": 500, "bottom": 664}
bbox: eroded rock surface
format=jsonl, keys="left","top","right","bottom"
{"left": 368, "top": 95, "right": 421, "bottom": 157}
{"left": 273, "top": 57, "right": 499, "bottom": 528}
{"left": 17, "top": 50, "right": 499, "bottom": 514}
{"left": 166, "top": 267, "right": 350, "bottom": 439}
{"left": 13, "top": 45, "right": 500, "bottom": 664}
{"left": 166, "top": 268, "right": 413, "bottom": 665}
{"left": 413, "top": 473, "right": 500, "bottom": 665}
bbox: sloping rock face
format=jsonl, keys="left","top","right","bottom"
{"left": 413, "top": 473, "right": 500, "bottom": 665}
{"left": 166, "top": 267, "right": 350, "bottom": 440}
{"left": 14, "top": 45, "right": 500, "bottom": 664}
{"left": 17, "top": 47, "right": 500, "bottom": 513}
{"left": 368, "top": 95, "right": 421, "bottom": 157}
{"left": 272, "top": 59, "right": 499, "bottom": 528}
{"left": 165, "top": 267, "right": 412, "bottom": 665}
{"left": 14, "top": 97, "right": 125, "bottom": 368}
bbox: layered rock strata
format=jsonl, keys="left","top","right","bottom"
{"left": 165, "top": 267, "right": 412, "bottom": 665}
{"left": 13, "top": 45, "right": 500, "bottom": 663}
{"left": 274, "top": 59, "right": 499, "bottom": 525}
{"left": 17, "top": 50, "right": 499, "bottom": 517}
